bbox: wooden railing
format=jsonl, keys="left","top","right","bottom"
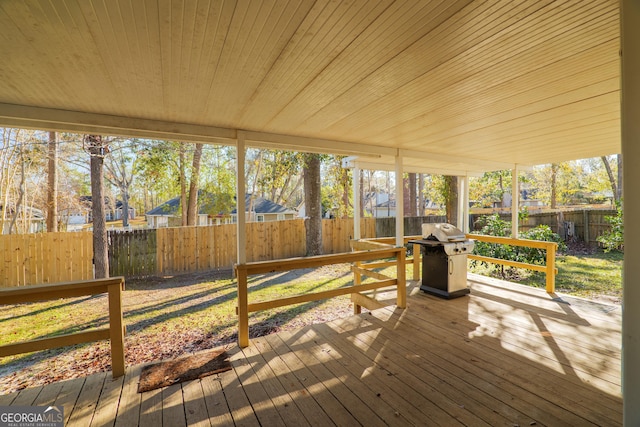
{"left": 465, "top": 234, "right": 558, "bottom": 293}
{"left": 352, "top": 235, "right": 423, "bottom": 281}
{"left": 355, "top": 234, "right": 558, "bottom": 293}
{"left": 0, "top": 277, "right": 126, "bottom": 377}
{"left": 234, "top": 248, "right": 406, "bottom": 347}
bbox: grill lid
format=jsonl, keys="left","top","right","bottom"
{"left": 422, "top": 223, "right": 466, "bottom": 242}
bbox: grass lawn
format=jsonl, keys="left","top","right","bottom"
{"left": 469, "top": 250, "right": 623, "bottom": 302}
{"left": 0, "top": 265, "right": 355, "bottom": 394}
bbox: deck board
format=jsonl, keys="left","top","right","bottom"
{"left": 0, "top": 275, "right": 623, "bottom": 426}
{"left": 9, "top": 385, "right": 42, "bottom": 406}
{"left": 90, "top": 373, "right": 124, "bottom": 427}
{"left": 335, "top": 313, "right": 524, "bottom": 426}
{"left": 200, "top": 375, "right": 234, "bottom": 426}
{"left": 138, "top": 387, "right": 162, "bottom": 427}
{"left": 53, "top": 377, "right": 85, "bottom": 425}
{"left": 376, "top": 301, "right": 619, "bottom": 426}
{"left": 281, "top": 327, "right": 409, "bottom": 426}
{"left": 312, "top": 321, "right": 469, "bottom": 426}
{"left": 240, "top": 340, "right": 311, "bottom": 426}
{"left": 263, "top": 333, "right": 357, "bottom": 426}
{"left": 114, "top": 364, "right": 142, "bottom": 427}
{"left": 67, "top": 372, "right": 106, "bottom": 427}
{"left": 182, "top": 379, "right": 212, "bottom": 427}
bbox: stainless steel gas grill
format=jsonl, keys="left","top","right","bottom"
{"left": 410, "top": 223, "right": 475, "bottom": 299}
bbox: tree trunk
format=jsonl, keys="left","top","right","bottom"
{"left": 341, "top": 168, "right": 350, "bottom": 219}
{"left": 121, "top": 189, "right": 130, "bottom": 228}
{"left": 179, "top": 144, "right": 187, "bottom": 226}
{"left": 408, "top": 173, "right": 417, "bottom": 216}
{"left": 248, "top": 150, "right": 264, "bottom": 221}
{"left": 46, "top": 131, "right": 58, "bottom": 232}
{"left": 187, "top": 143, "right": 203, "bottom": 226}
{"left": 359, "top": 168, "right": 365, "bottom": 218}
{"left": 601, "top": 156, "right": 618, "bottom": 203}
{"left": 550, "top": 163, "right": 558, "bottom": 209}
{"left": 86, "top": 135, "right": 109, "bottom": 278}
{"left": 418, "top": 174, "right": 424, "bottom": 215}
{"left": 617, "top": 154, "right": 623, "bottom": 202}
{"left": 444, "top": 176, "right": 458, "bottom": 226}
{"left": 8, "top": 148, "right": 25, "bottom": 234}
{"left": 303, "top": 153, "right": 323, "bottom": 256}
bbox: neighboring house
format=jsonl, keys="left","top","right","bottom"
{"left": 492, "top": 192, "right": 544, "bottom": 209}
{"left": 146, "top": 193, "right": 297, "bottom": 228}
{"left": 297, "top": 191, "right": 390, "bottom": 219}
{"left": 371, "top": 198, "right": 440, "bottom": 218}
{"left": 68, "top": 196, "right": 135, "bottom": 227}
{"left": 0, "top": 204, "right": 45, "bottom": 234}
{"left": 372, "top": 200, "right": 397, "bottom": 218}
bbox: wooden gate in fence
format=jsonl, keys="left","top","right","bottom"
{"left": 108, "top": 229, "right": 157, "bottom": 277}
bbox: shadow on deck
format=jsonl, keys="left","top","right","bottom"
{"left": 0, "top": 274, "right": 622, "bottom": 426}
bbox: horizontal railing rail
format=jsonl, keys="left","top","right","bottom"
{"left": 235, "top": 248, "right": 406, "bottom": 347}
{"left": 0, "top": 277, "right": 126, "bottom": 377}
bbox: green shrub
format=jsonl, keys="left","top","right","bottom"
{"left": 597, "top": 201, "right": 624, "bottom": 252}
{"left": 471, "top": 214, "right": 565, "bottom": 279}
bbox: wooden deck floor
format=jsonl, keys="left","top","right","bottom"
{"left": 0, "top": 274, "right": 622, "bottom": 426}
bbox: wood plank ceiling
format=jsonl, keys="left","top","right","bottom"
{"left": 0, "top": 0, "right": 620, "bottom": 175}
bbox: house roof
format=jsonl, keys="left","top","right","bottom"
{"left": 79, "top": 196, "right": 127, "bottom": 209}
{"left": 0, "top": 1, "right": 620, "bottom": 175}
{"left": 146, "top": 193, "right": 293, "bottom": 216}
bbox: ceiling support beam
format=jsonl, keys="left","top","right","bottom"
{"left": 399, "top": 149, "right": 519, "bottom": 172}
{"left": 622, "top": 1, "right": 640, "bottom": 424}
{"left": 243, "top": 131, "right": 394, "bottom": 157}
{"left": 342, "top": 158, "right": 483, "bottom": 177}
{"left": 0, "top": 103, "right": 237, "bottom": 144}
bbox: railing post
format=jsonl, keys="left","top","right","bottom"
{"left": 545, "top": 243, "right": 557, "bottom": 293}
{"left": 353, "top": 260, "right": 362, "bottom": 314}
{"left": 412, "top": 243, "right": 421, "bottom": 281}
{"left": 237, "top": 266, "right": 250, "bottom": 347}
{"left": 107, "top": 280, "right": 126, "bottom": 378}
{"left": 396, "top": 248, "right": 406, "bottom": 308}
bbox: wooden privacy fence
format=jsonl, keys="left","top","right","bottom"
{"left": 0, "top": 231, "right": 93, "bottom": 287}
{"left": 0, "top": 277, "right": 126, "bottom": 378}
{"left": 234, "top": 246, "right": 406, "bottom": 347}
{"left": 153, "top": 218, "right": 377, "bottom": 275}
{"left": 0, "top": 218, "right": 377, "bottom": 286}
{"left": 0, "top": 213, "right": 579, "bottom": 286}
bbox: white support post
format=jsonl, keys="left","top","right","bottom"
{"left": 511, "top": 166, "right": 519, "bottom": 238}
{"left": 353, "top": 164, "right": 361, "bottom": 240}
{"left": 462, "top": 174, "right": 470, "bottom": 233}
{"left": 236, "top": 132, "right": 247, "bottom": 265}
{"left": 395, "top": 154, "right": 404, "bottom": 247}
{"left": 456, "top": 176, "right": 464, "bottom": 231}
{"left": 622, "top": 1, "right": 640, "bottom": 423}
